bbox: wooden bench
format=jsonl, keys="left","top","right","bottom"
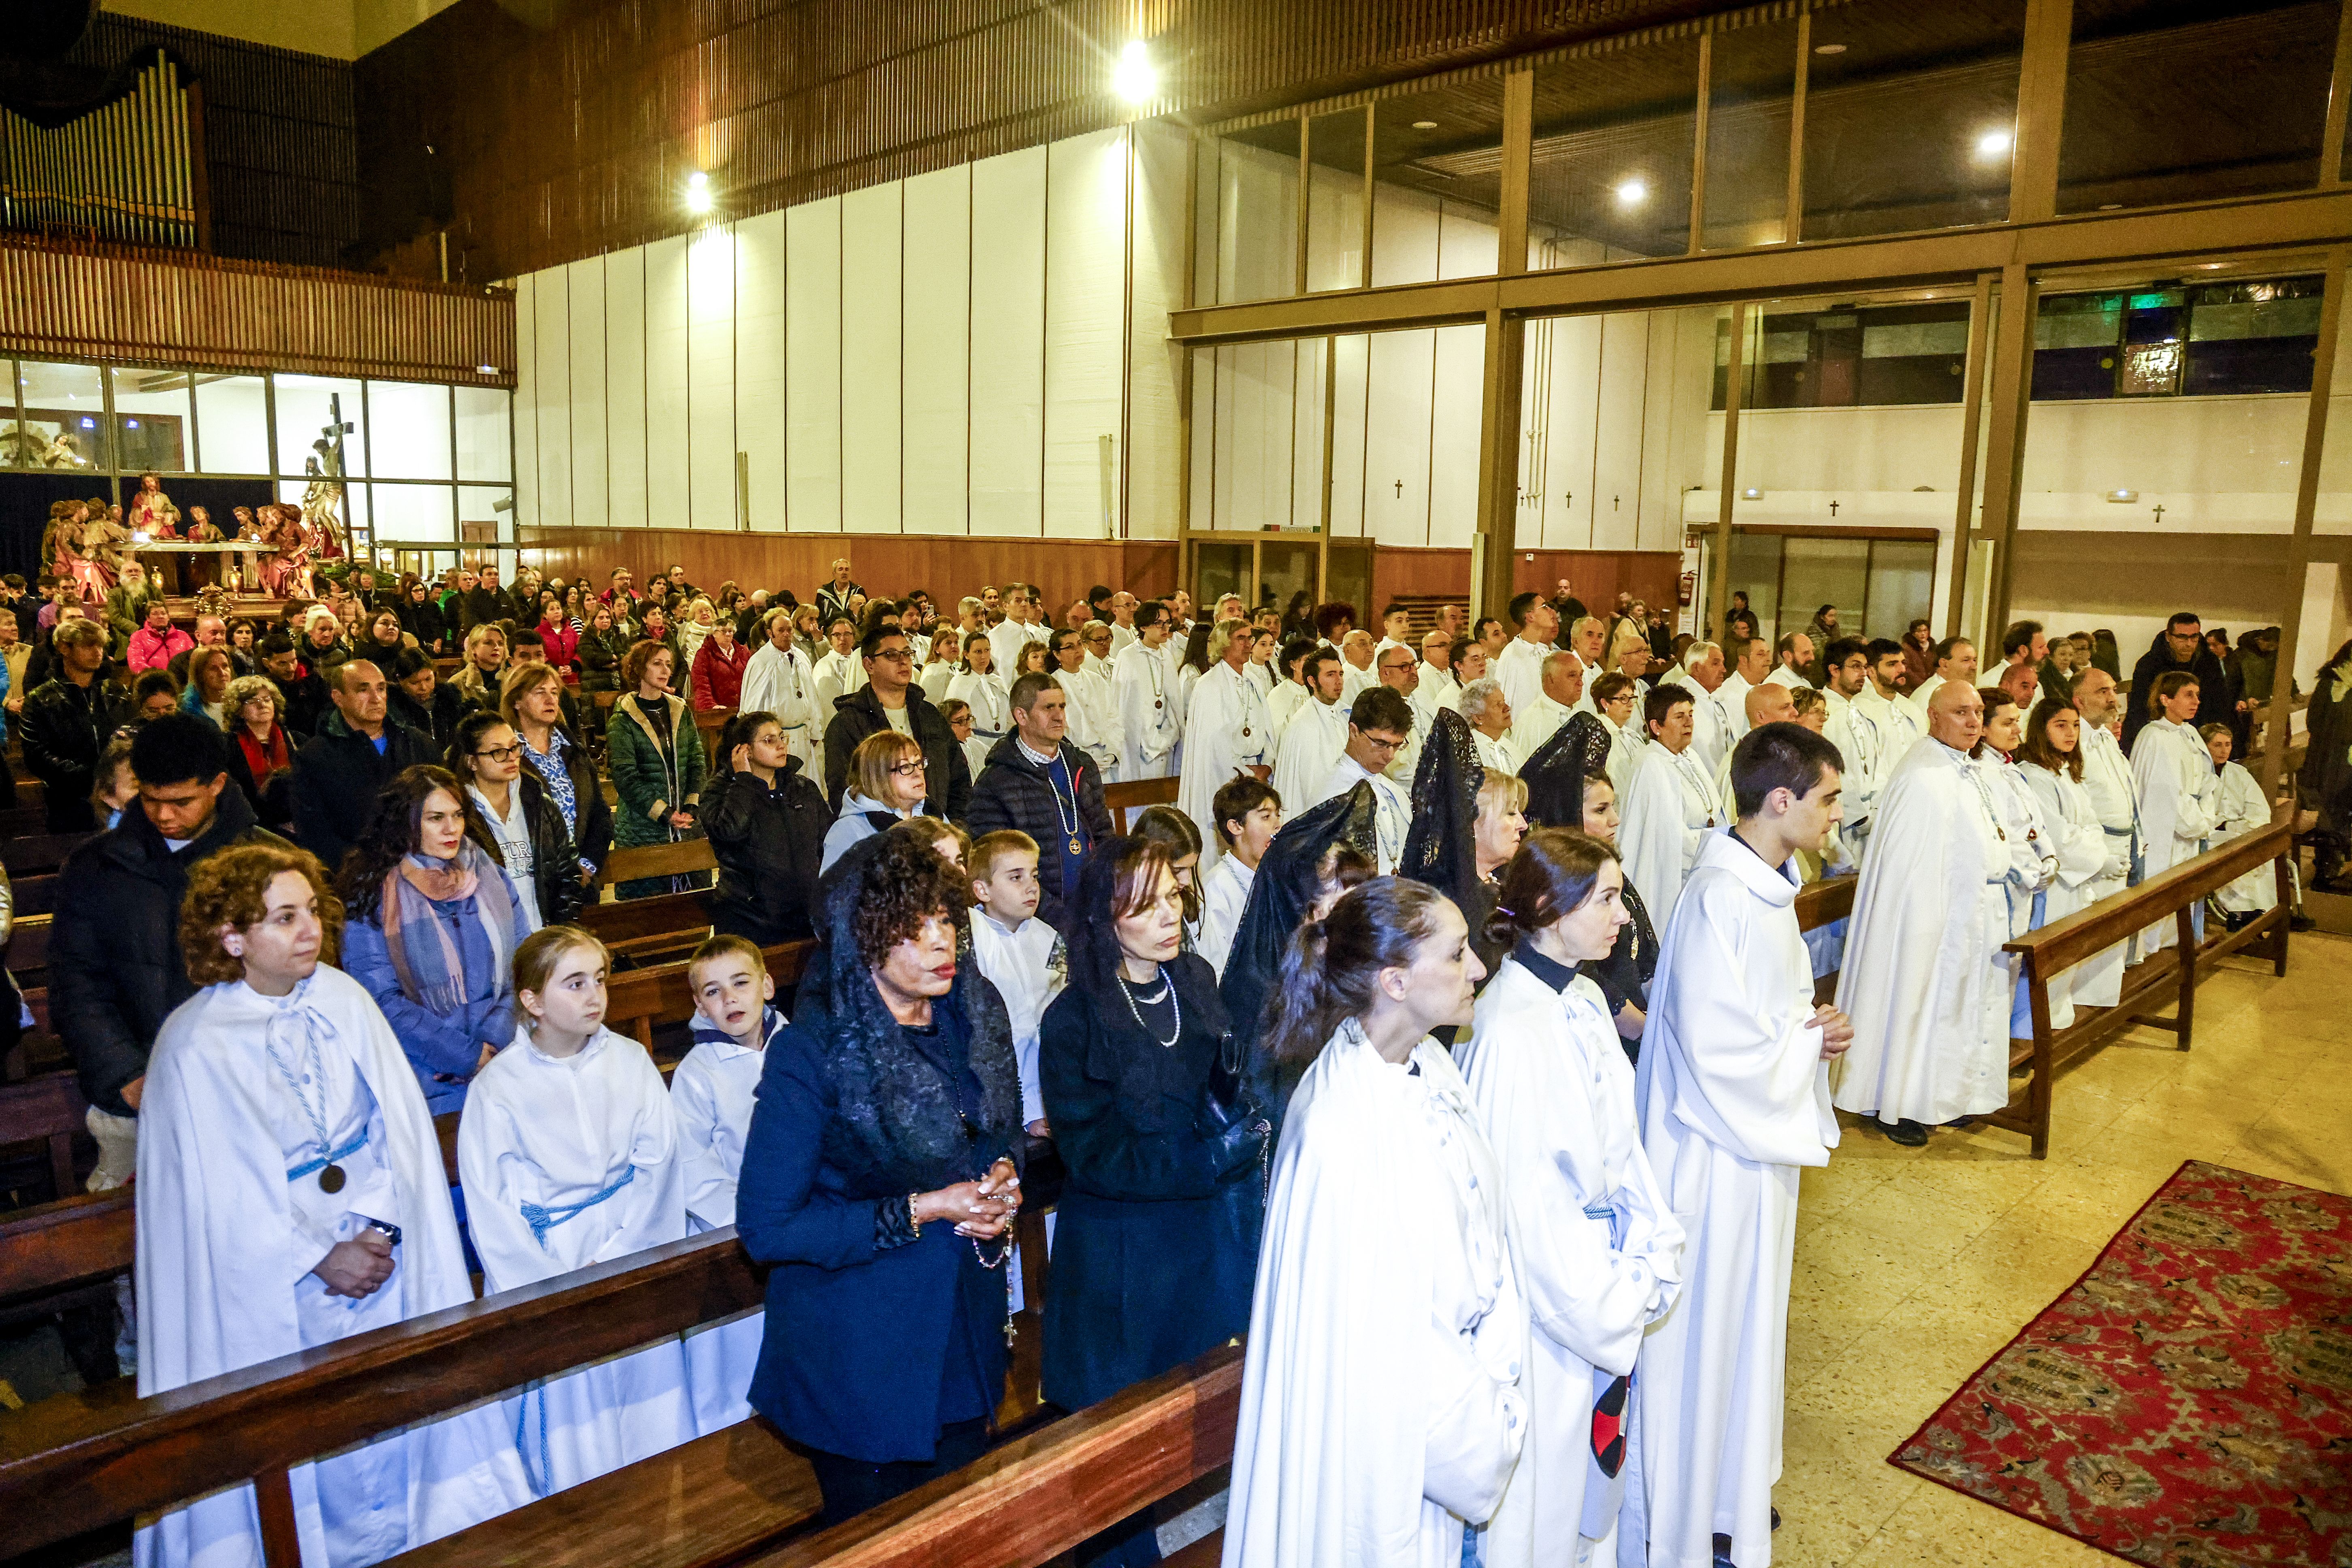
{"left": 580, "top": 887, "right": 718, "bottom": 958}
{"left": 604, "top": 941, "right": 814, "bottom": 1051}
{"left": 0, "top": 1070, "right": 87, "bottom": 1202}
{"left": 1, "top": 832, "right": 93, "bottom": 878}
{"left": 1103, "top": 776, "right": 1179, "bottom": 833}
{"left": 598, "top": 837, "right": 718, "bottom": 890}
{"left": 12, "top": 873, "right": 58, "bottom": 919}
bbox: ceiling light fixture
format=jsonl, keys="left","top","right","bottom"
{"left": 684, "top": 169, "right": 713, "bottom": 216}
{"left": 1975, "top": 128, "right": 2013, "bottom": 158}
{"left": 1813, "top": 42, "right": 1846, "bottom": 54}
{"left": 1741, "top": 487, "right": 1764, "bottom": 501}
{"left": 1112, "top": 39, "right": 1158, "bottom": 104}
{"left": 1614, "top": 177, "right": 1648, "bottom": 207}
{"left": 477, "top": 364, "right": 499, "bottom": 374}
{"left": 1411, "top": 120, "right": 1438, "bottom": 130}
{"left": 2106, "top": 488, "right": 2138, "bottom": 503}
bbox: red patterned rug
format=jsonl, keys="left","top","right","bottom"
{"left": 1891, "top": 1160, "right": 2352, "bottom": 1567}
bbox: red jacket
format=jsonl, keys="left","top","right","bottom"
{"left": 691, "top": 636, "right": 749, "bottom": 710}
{"left": 537, "top": 618, "right": 579, "bottom": 669}
{"left": 128, "top": 625, "right": 193, "bottom": 672}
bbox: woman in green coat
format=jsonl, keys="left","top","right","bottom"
{"left": 605, "top": 638, "right": 709, "bottom": 898}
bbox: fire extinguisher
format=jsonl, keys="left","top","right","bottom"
{"left": 1677, "top": 571, "right": 1696, "bottom": 608}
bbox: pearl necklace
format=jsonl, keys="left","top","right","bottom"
{"left": 1118, "top": 965, "right": 1182, "bottom": 1048}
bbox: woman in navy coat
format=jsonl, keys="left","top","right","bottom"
{"left": 1038, "top": 836, "right": 1270, "bottom": 1566}
{"left": 735, "top": 827, "right": 1027, "bottom": 1525}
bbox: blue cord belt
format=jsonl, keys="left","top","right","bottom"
{"left": 520, "top": 1163, "right": 636, "bottom": 1249}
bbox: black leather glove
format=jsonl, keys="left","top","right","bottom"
{"left": 1204, "top": 1105, "right": 1272, "bottom": 1177}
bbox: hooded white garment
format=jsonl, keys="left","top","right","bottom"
{"left": 1830, "top": 739, "right": 2012, "bottom": 1127}
{"left": 947, "top": 667, "right": 1011, "bottom": 780}
{"left": 1616, "top": 742, "right": 1719, "bottom": 929}
{"left": 1832, "top": 685, "right": 1924, "bottom": 864}
{"left": 1196, "top": 853, "right": 1255, "bottom": 978}
{"left": 1114, "top": 640, "right": 1182, "bottom": 779}
{"left": 1459, "top": 959, "right": 1683, "bottom": 1568}
{"left": 1062, "top": 658, "right": 1124, "bottom": 780}
{"left": 969, "top": 909, "right": 1061, "bottom": 1129}
{"left": 1983, "top": 754, "right": 2060, "bottom": 1039}
{"left": 2018, "top": 761, "right": 2127, "bottom": 1030}
{"left": 2074, "top": 722, "right": 2139, "bottom": 1006}
{"left": 1632, "top": 831, "right": 1838, "bottom": 1568}
{"left": 1681, "top": 680, "right": 1733, "bottom": 776}
{"left": 1176, "top": 660, "right": 1273, "bottom": 873}
{"left": 1493, "top": 635, "right": 1553, "bottom": 718}
{"left": 1715, "top": 671, "right": 1757, "bottom": 744}
{"left": 2131, "top": 717, "right": 2216, "bottom": 951}
{"left": 1267, "top": 677, "right": 1309, "bottom": 739}
{"left": 1221, "top": 1022, "right": 1529, "bottom": 1568}
{"left": 739, "top": 639, "right": 821, "bottom": 766}
{"left": 1471, "top": 727, "right": 1521, "bottom": 782}
{"left": 1273, "top": 695, "right": 1351, "bottom": 816}
{"left": 2210, "top": 758, "right": 2281, "bottom": 914}
{"left": 134, "top": 969, "right": 529, "bottom": 1568}
{"left": 670, "top": 1009, "right": 782, "bottom": 1432}
{"left": 1606, "top": 718, "right": 1645, "bottom": 802}
{"left": 1506, "top": 692, "right": 1577, "bottom": 765}
{"left": 1319, "top": 752, "right": 1410, "bottom": 873}
{"left": 458, "top": 1025, "right": 697, "bottom": 1498}
{"left": 812, "top": 646, "right": 865, "bottom": 716}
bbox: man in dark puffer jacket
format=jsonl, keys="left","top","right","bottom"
{"left": 964, "top": 671, "right": 1112, "bottom": 932}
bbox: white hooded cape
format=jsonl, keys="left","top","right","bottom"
{"left": 669, "top": 1027, "right": 774, "bottom": 1432}
{"left": 739, "top": 641, "right": 821, "bottom": 766}
{"left": 1176, "top": 660, "right": 1273, "bottom": 873}
{"left": 1272, "top": 697, "right": 1351, "bottom": 816}
{"left": 1616, "top": 744, "right": 1717, "bottom": 929}
{"left": 2131, "top": 718, "right": 2216, "bottom": 951}
{"left": 2019, "top": 761, "right": 2126, "bottom": 1030}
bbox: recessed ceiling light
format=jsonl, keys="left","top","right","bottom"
{"left": 1614, "top": 177, "right": 1648, "bottom": 206}
{"left": 1411, "top": 120, "right": 1438, "bottom": 130}
{"left": 1975, "top": 128, "right": 2012, "bottom": 158}
{"left": 1814, "top": 42, "right": 1846, "bottom": 54}
{"left": 1112, "top": 39, "right": 1158, "bottom": 103}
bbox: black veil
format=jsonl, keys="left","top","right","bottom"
{"left": 1398, "top": 707, "right": 1486, "bottom": 916}
{"left": 1520, "top": 709, "right": 1614, "bottom": 829}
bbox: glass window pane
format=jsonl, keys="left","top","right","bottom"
{"left": 1306, "top": 109, "right": 1367, "bottom": 293}
{"left": 458, "top": 484, "right": 513, "bottom": 542}
{"left": 273, "top": 373, "right": 366, "bottom": 479}
{"left": 1802, "top": 0, "right": 2024, "bottom": 240}
{"left": 1530, "top": 39, "right": 1700, "bottom": 265}
{"left": 2184, "top": 277, "right": 2325, "bottom": 395}
{"left": 1863, "top": 540, "right": 1938, "bottom": 642}
{"left": 195, "top": 373, "right": 271, "bottom": 473}
{"left": 19, "top": 361, "right": 108, "bottom": 473}
{"left": 108, "top": 368, "right": 193, "bottom": 475}
{"left": 371, "top": 482, "right": 456, "bottom": 543}
{"left": 1202, "top": 120, "right": 1301, "bottom": 305}
{"left": 1373, "top": 79, "right": 1502, "bottom": 283}
{"left": 367, "top": 381, "right": 452, "bottom": 481}
{"left": 455, "top": 385, "right": 511, "bottom": 481}
{"left": 277, "top": 476, "right": 358, "bottom": 561}
{"left": 2065, "top": 0, "right": 2335, "bottom": 213}
{"left": 0, "top": 360, "right": 23, "bottom": 469}
{"left": 1702, "top": 19, "right": 1797, "bottom": 251}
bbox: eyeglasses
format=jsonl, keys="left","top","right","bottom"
{"left": 871, "top": 648, "right": 914, "bottom": 663}
{"left": 888, "top": 760, "right": 928, "bottom": 778}
{"left": 1355, "top": 733, "right": 1405, "bottom": 756}
{"left": 473, "top": 744, "right": 523, "bottom": 763}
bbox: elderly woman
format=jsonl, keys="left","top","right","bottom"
{"left": 1458, "top": 675, "right": 1518, "bottom": 776}
{"left": 448, "top": 622, "right": 510, "bottom": 708}
{"left": 735, "top": 827, "right": 1024, "bottom": 1525}
{"left": 690, "top": 612, "right": 750, "bottom": 711}
{"left": 337, "top": 765, "right": 526, "bottom": 1115}
{"left": 535, "top": 592, "right": 579, "bottom": 671}
{"left": 607, "top": 638, "right": 708, "bottom": 899}
{"left": 505, "top": 661, "right": 611, "bottom": 888}
{"left": 178, "top": 646, "right": 236, "bottom": 729}
{"left": 221, "top": 673, "right": 297, "bottom": 827}
{"left": 820, "top": 730, "right": 931, "bottom": 876}
{"left": 447, "top": 707, "right": 580, "bottom": 931}
{"left": 677, "top": 597, "right": 720, "bottom": 667}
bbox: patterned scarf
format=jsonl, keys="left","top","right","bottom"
{"left": 521, "top": 728, "right": 579, "bottom": 839}
{"left": 379, "top": 844, "right": 518, "bottom": 1016}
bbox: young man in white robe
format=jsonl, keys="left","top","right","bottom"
{"left": 1316, "top": 686, "right": 1417, "bottom": 874}
{"left": 1832, "top": 638, "right": 1924, "bottom": 866}
{"left": 1506, "top": 650, "right": 1586, "bottom": 763}
{"left": 1714, "top": 637, "right": 1769, "bottom": 747}
{"left": 1198, "top": 775, "right": 1283, "bottom": 977}
{"left": 136, "top": 844, "right": 528, "bottom": 1568}
{"left": 1616, "top": 687, "right": 1719, "bottom": 929}
{"left": 1052, "top": 627, "right": 1121, "bottom": 781}
{"left": 673, "top": 935, "right": 785, "bottom": 1432}
{"left": 1272, "top": 649, "right": 1353, "bottom": 815}
{"left": 1493, "top": 591, "right": 1562, "bottom": 719}
{"left": 739, "top": 607, "right": 822, "bottom": 767}
{"left": 811, "top": 615, "right": 865, "bottom": 717}
{"left": 1633, "top": 722, "right": 1851, "bottom": 1568}
{"left": 1176, "top": 619, "right": 1274, "bottom": 869}
{"left": 458, "top": 927, "right": 697, "bottom": 1498}
{"left": 1113, "top": 601, "right": 1182, "bottom": 781}
{"left": 2131, "top": 672, "right": 2217, "bottom": 951}
{"left": 2069, "top": 669, "right": 2138, "bottom": 1005}
{"left": 1830, "top": 682, "right": 2014, "bottom": 1148}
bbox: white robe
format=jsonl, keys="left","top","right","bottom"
{"left": 1222, "top": 1023, "right": 1529, "bottom": 1568}
{"left": 2211, "top": 760, "right": 2279, "bottom": 914}
{"left": 1902, "top": 671, "right": 1949, "bottom": 728}
{"left": 1831, "top": 688, "right": 1923, "bottom": 864}
{"left": 917, "top": 658, "right": 957, "bottom": 706}
{"left": 1114, "top": 641, "right": 1182, "bottom": 779}
{"left": 1633, "top": 832, "right": 1836, "bottom": 1568}
{"left": 1340, "top": 656, "right": 1379, "bottom": 703}
{"left": 2073, "top": 722, "right": 2138, "bottom": 1006}
{"left": 1494, "top": 636, "right": 1552, "bottom": 718}
{"left": 812, "top": 648, "right": 864, "bottom": 717}
{"left": 1617, "top": 744, "right": 1718, "bottom": 929}
{"left": 969, "top": 910, "right": 1061, "bottom": 1129}
{"left": 1177, "top": 661, "right": 1273, "bottom": 872}
{"left": 1063, "top": 661, "right": 1123, "bottom": 779}
{"left": 2132, "top": 718, "right": 2216, "bottom": 951}
{"left": 1472, "top": 728, "right": 1521, "bottom": 781}
{"left": 2019, "top": 763, "right": 2125, "bottom": 1030}
{"left": 1268, "top": 679, "right": 1309, "bottom": 739}
{"left": 135, "top": 970, "right": 529, "bottom": 1568}
{"left": 1683, "top": 683, "right": 1732, "bottom": 776}
{"left": 1716, "top": 672, "right": 1757, "bottom": 745}
{"left": 670, "top": 1024, "right": 775, "bottom": 1433}
{"left": 739, "top": 642, "right": 821, "bottom": 766}
{"left": 1319, "top": 753, "right": 1411, "bottom": 873}
{"left": 948, "top": 668, "right": 1011, "bottom": 780}
{"left": 1762, "top": 665, "right": 1805, "bottom": 691}
{"left": 458, "top": 1027, "right": 697, "bottom": 1499}
{"left": 986, "top": 616, "right": 1046, "bottom": 681}
{"left": 1197, "top": 854, "right": 1255, "bottom": 978}
{"left": 1506, "top": 694, "right": 1577, "bottom": 765}
{"left": 1460, "top": 963, "right": 1683, "bottom": 1567}
{"left": 1984, "top": 757, "right": 2060, "bottom": 1040}
{"left": 1273, "top": 697, "right": 1351, "bottom": 816}
{"left": 1830, "top": 741, "right": 2013, "bottom": 1127}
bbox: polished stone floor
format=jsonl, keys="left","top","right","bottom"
{"left": 1773, "top": 935, "right": 2351, "bottom": 1566}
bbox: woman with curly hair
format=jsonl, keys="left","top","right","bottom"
{"left": 736, "top": 825, "right": 1026, "bottom": 1525}
{"left": 134, "top": 841, "right": 528, "bottom": 1566}
{"left": 337, "top": 765, "right": 527, "bottom": 1114}
{"left": 607, "top": 637, "right": 708, "bottom": 897}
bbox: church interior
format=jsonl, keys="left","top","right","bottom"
{"left": 1, "top": 0, "right": 2349, "bottom": 1566}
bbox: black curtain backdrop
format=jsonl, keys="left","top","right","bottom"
{"left": 0, "top": 473, "right": 274, "bottom": 584}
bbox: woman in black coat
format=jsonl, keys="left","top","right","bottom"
{"left": 701, "top": 709, "right": 832, "bottom": 943}
{"left": 735, "top": 828, "right": 1025, "bottom": 1525}
{"left": 397, "top": 576, "right": 448, "bottom": 654}
{"left": 1038, "top": 836, "right": 1268, "bottom": 1567}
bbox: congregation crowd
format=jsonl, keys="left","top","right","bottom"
{"left": 2, "top": 543, "right": 2317, "bottom": 1568}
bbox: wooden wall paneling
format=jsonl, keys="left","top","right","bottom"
{"left": 643, "top": 236, "right": 692, "bottom": 529}
{"left": 687, "top": 226, "right": 739, "bottom": 530}
{"left": 1430, "top": 322, "right": 1485, "bottom": 548}
{"left": 566, "top": 255, "right": 608, "bottom": 533}
{"left": 531, "top": 266, "right": 572, "bottom": 527}
{"left": 513, "top": 271, "right": 537, "bottom": 530}
{"left": 1365, "top": 328, "right": 1436, "bottom": 545}
{"left": 840, "top": 183, "right": 905, "bottom": 535}
{"left": 1329, "top": 332, "right": 1369, "bottom": 538}
{"left": 1044, "top": 130, "right": 1127, "bottom": 539}
{"left": 1508, "top": 548, "right": 1683, "bottom": 610}
{"left": 736, "top": 211, "right": 788, "bottom": 533}
{"left": 604, "top": 247, "right": 650, "bottom": 530}
{"left": 784, "top": 198, "right": 843, "bottom": 533}
{"left": 968, "top": 147, "right": 1047, "bottom": 538}
{"left": 901, "top": 167, "right": 972, "bottom": 537}
{"left": 1591, "top": 312, "right": 1650, "bottom": 551}
{"left": 1126, "top": 120, "right": 1190, "bottom": 541}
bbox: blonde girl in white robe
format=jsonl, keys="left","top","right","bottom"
{"left": 458, "top": 925, "right": 697, "bottom": 1499}
{"left": 947, "top": 630, "right": 1011, "bottom": 780}
{"left": 2202, "top": 724, "right": 2282, "bottom": 918}
{"left": 2130, "top": 671, "right": 2217, "bottom": 951}
{"left": 1459, "top": 832, "right": 1683, "bottom": 1568}
{"left": 1224, "top": 878, "right": 1528, "bottom": 1568}
{"left": 2016, "top": 699, "right": 2127, "bottom": 1030}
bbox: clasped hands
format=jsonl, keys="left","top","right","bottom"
{"left": 917, "top": 1157, "right": 1022, "bottom": 1240}
{"left": 313, "top": 1230, "right": 396, "bottom": 1299}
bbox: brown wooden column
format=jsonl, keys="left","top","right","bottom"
{"left": 1977, "top": 261, "right": 2037, "bottom": 641}
{"left": 1707, "top": 300, "right": 1749, "bottom": 645}
{"left": 1473, "top": 69, "right": 1534, "bottom": 622}
{"left": 2260, "top": 251, "right": 2348, "bottom": 804}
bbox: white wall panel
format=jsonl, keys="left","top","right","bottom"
{"left": 1437, "top": 202, "right": 1500, "bottom": 281}
{"left": 1218, "top": 341, "right": 1297, "bottom": 531}
{"left": 1428, "top": 324, "right": 1483, "bottom": 549}
{"left": 1329, "top": 333, "right": 1368, "bottom": 538}
{"left": 565, "top": 256, "right": 607, "bottom": 531}
{"left": 1126, "top": 119, "right": 1189, "bottom": 539}
{"left": 1291, "top": 339, "right": 1327, "bottom": 534}
{"left": 1591, "top": 313, "right": 1650, "bottom": 550}
{"left": 1045, "top": 129, "right": 1127, "bottom": 539}
{"left": 531, "top": 266, "right": 571, "bottom": 527}
{"left": 969, "top": 146, "right": 1046, "bottom": 537}
{"left": 688, "top": 226, "right": 738, "bottom": 530}
{"left": 841, "top": 183, "right": 904, "bottom": 535}
{"left": 1370, "top": 185, "right": 1442, "bottom": 288}
{"left": 1188, "top": 347, "right": 1217, "bottom": 533}
{"left": 604, "top": 248, "right": 649, "bottom": 530}
{"left": 785, "top": 197, "right": 843, "bottom": 533}
{"left": 1364, "top": 329, "right": 1435, "bottom": 545}
{"left": 512, "top": 272, "right": 537, "bottom": 529}
{"left": 1216, "top": 138, "right": 1297, "bottom": 305}
{"left": 901, "top": 166, "right": 971, "bottom": 535}
{"left": 735, "top": 211, "right": 786, "bottom": 533}
{"left": 1545, "top": 313, "right": 1605, "bottom": 548}
{"left": 643, "top": 236, "right": 691, "bottom": 526}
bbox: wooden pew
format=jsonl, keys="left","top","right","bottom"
{"left": 1103, "top": 777, "right": 1179, "bottom": 833}
{"left": 0, "top": 1069, "right": 87, "bottom": 1201}
{"left": 603, "top": 940, "right": 814, "bottom": 1050}
{"left": 579, "top": 887, "right": 717, "bottom": 955}
{"left": 1998, "top": 822, "right": 2293, "bottom": 1159}
{"left": 1, "top": 832, "right": 94, "bottom": 878}
{"left": 597, "top": 837, "right": 719, "bottom": 890}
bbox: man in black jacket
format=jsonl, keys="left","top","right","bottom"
{"left": 822, "top": 624, "right": 972, "bottom": 819}
{"left": 50, "top": 716, "right": 284, "bottom": 1184}
{"left": 19, "top": 616, "right": 119, "bottom": 831}
{"left": 290, "top": 659, "right": 439, "bottom": 873}
{"left": 2122, "top": 611, "right": 2234, "bottom": 753}
{"left": 699, "top": 738, "right": 832, "bottom": 944}
{"left": 459, "top": 565, "right": 509, "bottom": 636}
{"left": 260, "top": 633, "right": 330, "bottom": 738}
{"left": 965, "top": 671, "right": 1113, "bottom": 931}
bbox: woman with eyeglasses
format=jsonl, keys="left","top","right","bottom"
{"left": 449, "top": 707, "right": 582, "bottom": 932}
{"left": 819, "top": 730, "right": 931, "bottom": 876}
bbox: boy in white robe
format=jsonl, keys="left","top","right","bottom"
{"left": 136, "top": 844, "right": 528, "bottom": 1568}
{"left": 2131, "top": 677, "right": 2218, "bottom": 951}
{"left": 1198, "top": 776, "right": 1283, "bottom": 978}
{"left": 1634, "top": 723, "right": 1851, "bottom": 1568}
{"left": 1176, "top": 622, "right": 1274, "bottom": 871}
{"left": 2203, "top": 724, "right": 2283, "bottom": 922}
{"left": 458, "top": 926, "right": 697, "bottom": 1498}
{"left": 965, "top": 831, "right": 1060, "bottom": 1134}
{"left": 673, "top": 934, "right": 785, "bottom": 1431}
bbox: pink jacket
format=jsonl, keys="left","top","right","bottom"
{"left": 128, "top": 625, "right": 193, "bottom": 672}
